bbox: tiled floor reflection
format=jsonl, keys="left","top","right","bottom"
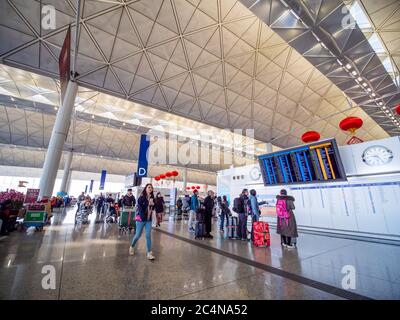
{"left": 0, "top": 209, "right": 399, "bottom": 299}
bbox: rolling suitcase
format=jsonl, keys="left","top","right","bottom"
{"left": 227, "top": 216, "right": 238, "bottom": 239}
{"left": 195, "top": 221, "right": 205, "bottom": 239}
{"left": 252, "top": 221, "right": 270, "bottom": 247}
{"left": 195, "top": 207, "right": 206, "bottom": 239}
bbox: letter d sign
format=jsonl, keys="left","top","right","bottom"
{"left": 137, "top": 134, "right": 150, "bottom": 177}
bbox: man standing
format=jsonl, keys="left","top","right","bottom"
{"left": 203, "top": 190, "right": 215, "bottom": 239}
{"left": 77, "top": 192, "right": 85, "bottom": 213}
{"left": 106, "top": 194, "right": 116, "bottom": 216}
{"left": 236, "top": 189, "right": 249, "bottom": 241}
{"left": 122, "top": 189, "right": 136, "bottom": 208}
{"left": 97, "top": 192, "right": 105, "bottom": 214}
{"left": 189, "top": 190, "right": 199, "bottom": 232}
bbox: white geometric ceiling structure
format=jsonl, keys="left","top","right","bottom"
{"left": 0, "top": 0, "right": 392, "bottom": 151}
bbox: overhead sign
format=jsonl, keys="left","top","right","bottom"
{"left": 89, "top": 180, "right": 94, "bottom": 193}
{"left": 99, "top": 170, "right": 107, "bottom": 190}
{"left": 84, "top": 185, "right": 88, "bottom": 194}
{"left": 137, "top": 134, "right": 150, "bottom": 177}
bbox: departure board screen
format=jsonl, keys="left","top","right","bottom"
{"left": 258, "top": 139, "right": 347, "bottom": 186}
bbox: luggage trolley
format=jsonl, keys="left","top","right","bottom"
{"left": 23, "top": 203, "right": 47, "bottom": 231}
{"left": 118, "top": 206, "right": 136, "bottom": 235}
{"left": 75, "top": 204, "right": 92, "bottom": 225}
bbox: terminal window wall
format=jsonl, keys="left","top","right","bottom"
{"left": 0, "top": 176, "right": 124, "bottom": 197}
{"left": 258, "top": 139, "right": 347, "bottom": 186}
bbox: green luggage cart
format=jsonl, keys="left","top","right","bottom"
{"left": 118, "top": 206, "right": 135, "bottom": 235}
{"left": 23, "top": 207, "right": 47, "bottom": 231}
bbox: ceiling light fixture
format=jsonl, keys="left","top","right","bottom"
{"left": 280, "top": 0, "right": 289, "bottom": 8}
{"left": 346, "top": 63, "right": 352, "bottom": 69}
{"left": 379, "top": 102, "right": 383, "bottom": 106}
{"left": 352, "top": 70, "right": 357, "bottom": 76}
{"left": 367, "top": 88, "right": 372, "bottom": 92}
{"left": 362, "top": 83, "right": 368, "bottom": 87}
{"left": 10, "top": 97, "right": 15, "bottom": 102}
{"left": 290, "top": 9, "right": 300, "bottom": 20}
{"left": 91, "top": 115, "right": 95, "bottom": 119}
{"left": 371, "top": 93, "right": 376, "bottom": 97}
{"left": 357, "top": 77, "right": 363, "bottom": 81}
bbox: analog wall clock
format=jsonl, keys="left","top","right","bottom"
{"left": 362, "top": 145, "right": 393, "bottom": 166}
{"left": 249, "top": 167, "right": 261, "bottom": 180}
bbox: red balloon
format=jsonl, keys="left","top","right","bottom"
{"left": 191, "top": 186, "right": 195, "bottom": 189}
{"left": 166, "top": 172, "right": 172, "bottom": 177}
{"left": 154, "top": 176, "right": 160, "bottom": 181}
{"left": 301, "top": 131, "right": 320, "bottom": 143}
{"left": 396, "top": 104, "right": 400, "bottom": 115}
{"left": 339, "top": 117, "right": 363, "bottom": 134}
{"left": 160, "top": 174, "right": 166, "bottom": 179}
{"left": 186, "top": 187, "right": 191, "bottom": 190}
{"left": 196, "top": 186, "right": 200, "bottom": 189}
{"left": 172, "top": 171, "right": 179, "bottom": 177}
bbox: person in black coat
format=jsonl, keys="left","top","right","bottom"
{"left": 122, "top": 189, "right": 136, "bottom": 208}
{"left": 203, "top": 190, "right": 215, "bottom": 238}
{"left": 154, "top": 192, "right": 165, "bottom": 227}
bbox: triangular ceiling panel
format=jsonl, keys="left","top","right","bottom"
{"left": 128, "top": 8, "right": 155, "bottom": 45}
{"left": 185, "top": 6, "right": 217, "bottom": 33}
{"left": 147, "top": 22, "right": 178, "bottom": 47}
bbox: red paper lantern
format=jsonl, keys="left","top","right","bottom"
{"left": 196, "top": 186, "right": 200, "bottom": 189}
{"left": 396, "top": 104, "right": 400, "bottom": 116}
{"left": 301, "top": 131, "right": 320, "bottom": 143}
{"left": 339, "top": 116, "right": 363, "bottom": 135}
{"left": 186, "top": 187, "right": 191, "bottom": 190}
{"left": 154, "top": 176, "right": 160, "bottom": 181}
{"left": 159, "top": 174, "right": 166, "bottom": 179}
{"left": 172, "top": 170, "right": 179, "bottom": 177}
{"left": 165, "top": 172, "right": 172, "bottom": 177}
{"left": 191, "top": 186, "right": 195, "bottom": 189}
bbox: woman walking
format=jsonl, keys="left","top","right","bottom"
{"left": 129, "top": 184, "right": 156, "bottom": 260}
{"left": 276, "top": 189, "right": 298, "bottom": 249}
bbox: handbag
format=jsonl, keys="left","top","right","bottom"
{"left": 135, "top": 213, "right": 142, "bottom": 222}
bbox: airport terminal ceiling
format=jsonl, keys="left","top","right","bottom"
{"left": 0, "top": 0, "right": 399, "bottom": 177}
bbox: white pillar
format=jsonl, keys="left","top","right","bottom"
{"left": 183, "top": 167, "right": 187, "bottom": 191}
{"left": 60, "top": 151, "right": 73, "bottom": 194}
{"left": 266, "top": 142, "right": 273, "bottom": 154}
{"left": 66, "top": 170, "right": 72, "bottom": 194}
{"left": 39, "top": 81, "right": 78, "bottom": 199}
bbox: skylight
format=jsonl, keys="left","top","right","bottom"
{"left": 367, "top": 33, "right": 386, "bottom": 54}
{"left": 349, "top": 2, "right": 371, "bottom": 29}
{"left": 382, "top": 57, "right": 395, "bottom": 73}
{"left": 349, "top": 0, "right": 399, "bottom": 88}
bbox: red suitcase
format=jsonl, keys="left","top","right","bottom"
{"left": 252, "top": 221, "right": 270, "bottom": 247}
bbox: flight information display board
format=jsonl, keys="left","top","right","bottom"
{"left": 258, "top": 139, "right": 347, "bottom": 186}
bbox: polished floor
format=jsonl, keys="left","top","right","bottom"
{"left": 0, "top": 209, "right": 399, "bottom": 300}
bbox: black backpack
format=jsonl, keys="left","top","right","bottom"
{"left": 232, "top": 197, "right": 244, "bottom": 213}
